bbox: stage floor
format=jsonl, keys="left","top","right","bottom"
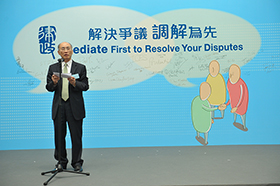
{"left": 0, "top": 145, "right": 280, "bottom": 186}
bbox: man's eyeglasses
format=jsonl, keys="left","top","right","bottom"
{"left": 59, "top": 47, "right": 72, "bottom": 51}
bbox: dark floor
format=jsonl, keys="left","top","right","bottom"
{"left": 0, "top": 145, "right": 280, "bottom": 186}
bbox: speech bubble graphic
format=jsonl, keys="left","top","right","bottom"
{"left": 13, "top": 7, "right": 261, "bottom": 93}
{"left": 125, "top": 17, "right": 176, "bottom": 73}
{"left": 150, "top": 9, "right": 261, "bottom": 87}
{"left": 13, "top": 6, "right": 158, "bottom": 93}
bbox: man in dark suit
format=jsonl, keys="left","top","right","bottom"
{"left": 46, "top": 42, "right": 89, "bottom": 172}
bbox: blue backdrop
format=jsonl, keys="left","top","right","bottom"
{"left": 0, "top": 0, "right": 280, "bottom": 150}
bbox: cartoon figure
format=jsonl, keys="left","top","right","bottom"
{"left": 191, "top": 82, "right": 226, "bottom": 146}
{"left": 224, "top": 64, "right": 249, "bottom": 131}
{"left": 206, "top": 60, "right": 227, "bottom": 119}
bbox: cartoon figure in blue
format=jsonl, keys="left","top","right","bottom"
{"left": 191, "top": 82, "right": 226, "bottom": 146}
{"left": 38, "top": 26, "right": 56, "bottom": 59}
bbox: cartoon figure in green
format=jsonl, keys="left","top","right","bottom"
{"left": 206, "top": 60, "right": 227, "bottom": 119}
{"left": 191, "top": 82, "right": 226, "bottom": 146}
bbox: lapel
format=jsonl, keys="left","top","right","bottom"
{"left": 54, "top": 62, "right": 63, "bottom": 89}
{"left": 55, "top": 61, "right": 62, "bottom": 73}
{"left": 70, "top": 61, "right": 77, "bottom": 74}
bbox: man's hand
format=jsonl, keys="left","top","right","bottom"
{"left": 68, "top": 76, "right": 76, "bottom": 87}
{"left": 52, "top": 75, "right": 60, "bottom": 85}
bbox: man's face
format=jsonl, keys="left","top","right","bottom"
{"left": 58, "top": 42, "right": 73, "bottom": 62}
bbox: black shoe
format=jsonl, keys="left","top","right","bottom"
{"left": 74, "top": 165, "right": 83, "bottom": 172}
{"left": 55, "top": 163, "right": 67, "bottom": 170}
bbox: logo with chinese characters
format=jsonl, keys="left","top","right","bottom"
{"left": 38, "top": 26, "right": 57, "bottom": 59}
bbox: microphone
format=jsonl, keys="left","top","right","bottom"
{"left": 58, "top": 58, "right": 64, "bottom": 63}
{"left": 57, "top": 58, "right": 64, "bottom": 75}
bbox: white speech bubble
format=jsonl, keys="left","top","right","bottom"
{"left": 13, "top": 7, "right": 261, "bottom": 92}
{"left": 150, "top": 9, "right": 261, "bottom": 87}
{"left": 13, "top": 6, "right": 157, "bottom": 93}
{"left": 125, "top": 16, "right": 176, "bottom": 73}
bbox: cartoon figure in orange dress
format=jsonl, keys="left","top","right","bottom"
{"left": 206, "top": 60, "right": 227, "bottom": 119}
{"left": 224, "top": 64, "right": 249, "bottom": 131}
{"left": 191, "top": 82, "right": 226, "bottom": 145}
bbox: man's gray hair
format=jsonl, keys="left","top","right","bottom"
{"left": 58, "top": 42, "right": 73, "bottom": 50}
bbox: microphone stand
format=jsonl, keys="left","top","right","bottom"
{"left": 41, "top": 59, "right": 90, "bottom": 185}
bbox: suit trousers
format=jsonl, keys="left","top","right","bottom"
{"left": 53, "top": 99, "right": 84, "bottom": 168}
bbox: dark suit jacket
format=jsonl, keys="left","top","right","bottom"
{"left": 46, "top": 60, "right": 89, "bottom": 121}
